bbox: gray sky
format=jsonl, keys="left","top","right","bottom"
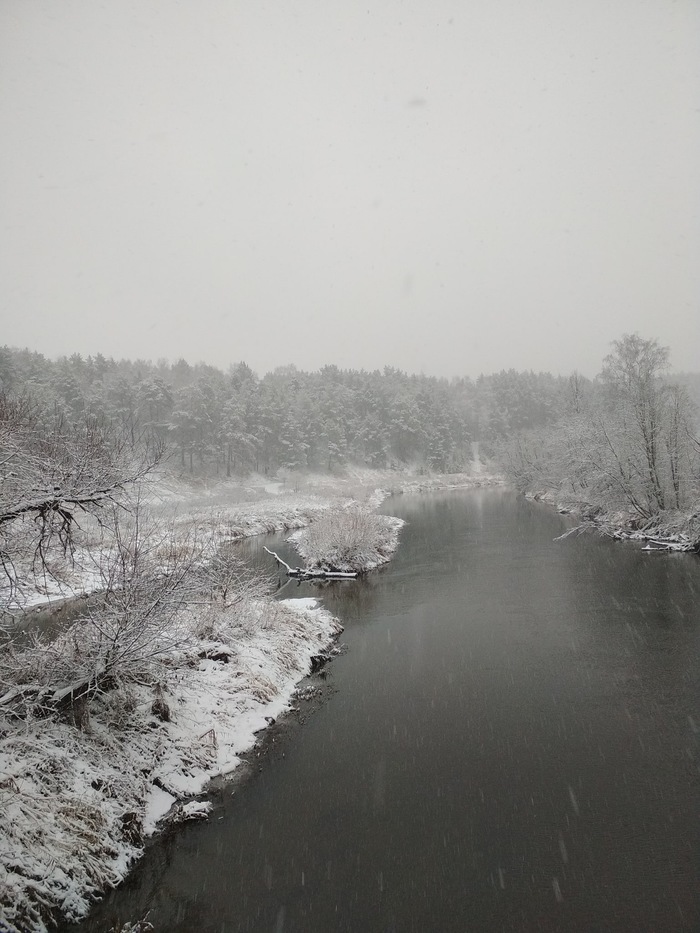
{"left": 1, "top": 0, "right": 698, "bottom": 378}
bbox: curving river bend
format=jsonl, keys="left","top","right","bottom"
{"left": 65, "top": 488, "right": 700, "bottom": 933}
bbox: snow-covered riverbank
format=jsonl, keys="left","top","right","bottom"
{"left": 0, "top": 598, "right": 342, "bottom": 933}
{"left": 526, "top": 489, "right": 700, "bottom": 553}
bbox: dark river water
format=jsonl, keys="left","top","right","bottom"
{"left": 65, "top": 488, "right": 699, "bottom": 933}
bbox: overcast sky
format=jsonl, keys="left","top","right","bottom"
{"left": 1, "top": 0, "right": 698, "bottom": 379}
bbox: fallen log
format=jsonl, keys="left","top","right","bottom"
{"left": 263, "top": 546, "right": 358, "bottom": 580}
{"left": 641, "top": 539, "right": 693, "bottom": 553}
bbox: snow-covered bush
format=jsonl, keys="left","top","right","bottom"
{"left": 290, "top": 508, "right": 403, "bottom": 573}
{"left": 0, "top": 500, "right": 274, "bottom": 735}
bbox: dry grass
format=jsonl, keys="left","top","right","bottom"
{"left": 291, "top": 508, "right": 403, "bottom": 573}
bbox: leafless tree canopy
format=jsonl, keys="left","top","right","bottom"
{"left": 0, "top": 390, "right": 163, "bottom": 591}
{"left": 499, "top": 335, "right": 699, "bottom": 534}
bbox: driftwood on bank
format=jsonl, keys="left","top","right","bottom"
{"left": 263, "top": 547, "right": 358, "bottom": 580}
{"left": 554, "top": 522, "right": 697, "bottom": 553}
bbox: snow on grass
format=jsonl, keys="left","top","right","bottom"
{"left": 0, "top": 598, "right": 342, "bottom": 933}
{"left": 393, "top": 470, "right": 506, "bottom": 494}
{"left": 170, "top": 494, "right": 335, "bottom": 542}
{"left": 289, "top": 508, "right": 404, "bottom": 573}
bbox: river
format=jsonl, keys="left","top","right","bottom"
{"left": 63, "top": 488, "right": 699, "bottom": 933}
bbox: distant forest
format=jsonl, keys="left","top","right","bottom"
{"left": 1, "top": 345, "right": 698, "bottom": 480}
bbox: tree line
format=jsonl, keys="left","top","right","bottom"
{"left": 1, "top": 338, "right": 697, "bottom": 530}
{"left": 0, "top": 348, "right": 574, "bottom": 475}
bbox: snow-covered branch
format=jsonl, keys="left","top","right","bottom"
{"left": 263, "top": 546, "right": 358, "bottom": 579}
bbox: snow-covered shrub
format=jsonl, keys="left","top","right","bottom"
{"left": 290, "top": 508, "right": 403, "bottom": 573}
{"left": 0, "top": 501, "right": 277, "bottom": 735}
{"left": 199, "top": 546, "right": 272, "bottom": 609}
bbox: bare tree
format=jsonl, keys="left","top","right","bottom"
{"left": 0, "top": 390, "right": 163, "bottom": 598}
{"left": 499, "top": 335, "right": 699, "bottom": 527}
{"left": 600, "top": 334, "right": 670, "bottom": 513}
{"left": 0, "top": 500, "right": 231, "bottom": 727}
{"left": 198, "top": 544, "right": 272, "bottom": 610}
